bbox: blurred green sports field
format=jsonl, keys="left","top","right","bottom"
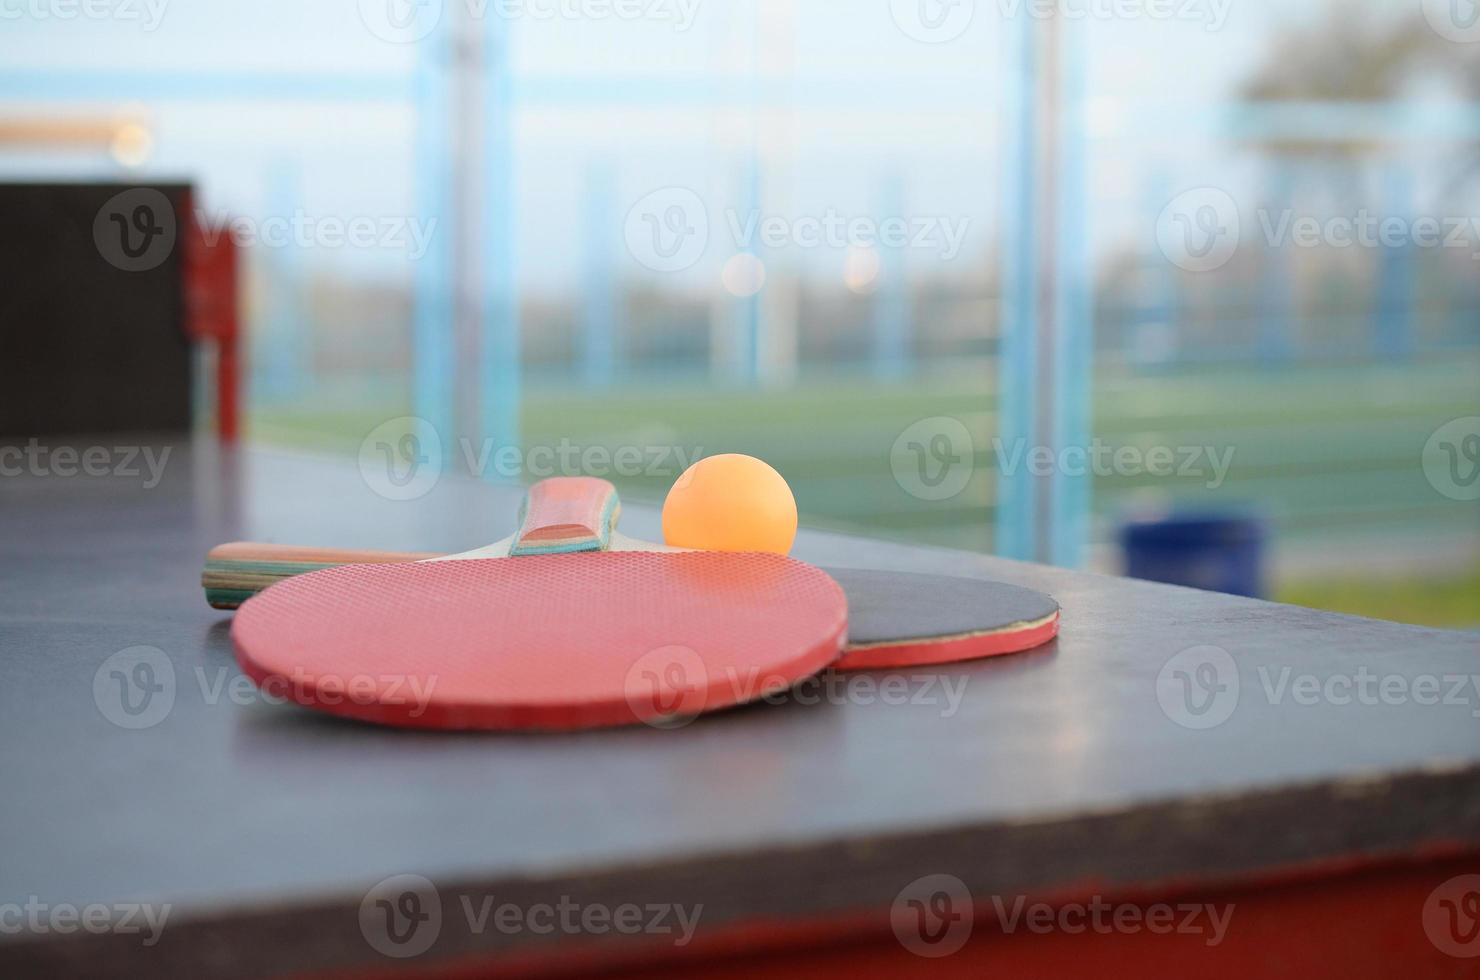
{"left": 251, "top": 355, "right": 1480, "bottom": 629}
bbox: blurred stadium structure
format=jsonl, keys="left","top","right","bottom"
{"left": 2, "top": 1, "right": 1476, "bottom": 623}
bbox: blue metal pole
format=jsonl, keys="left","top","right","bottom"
{"left": 731, "top": 155, "right": 762, "bottom": 386}
{"left": 995, "top": 12, "right": 1039, "bottom": 561}
{"left": 1257, "top": 159, "right": 1294, "bottom": 363}
{"left": 1374, "top": 159, "right": 1414, "bottom": 360}
{"left": 1049, "top": 15, "right": 1092, "bottom": 567}
{"left": 872, "top": 169, "right": 909, "bottom": 381}
{"left": 260, "top": 157, "right": 306, "bottom": 401}
{"left": 411, "top": 22, "right": 455, "bottom": 447}
{"left": 581, "top": 162, "right": 617, "bottom": 387}
{"left": 480, "top": 14, "right": 521, "bottom": 467}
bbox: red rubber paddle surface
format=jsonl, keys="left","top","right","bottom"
{"left": 232, "top": 551, "right": 847, "bottom": 731}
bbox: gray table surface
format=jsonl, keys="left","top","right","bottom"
{"left": 2, "top": 439, "right": 1477, "bottom": 976}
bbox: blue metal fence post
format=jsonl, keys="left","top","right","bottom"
{"left": 1049, "top": 14, "right": 1092, "bottom": 567}
{"left": 1257, "top": 159, "right": 1294, "bottom": 363}
{"left": 730, "top": 155, "right": 762, "bottom": 385}
{"left": 995, "top": 11, "right": 1040, "bottom": 561}
{"left": 259, "top": 157, "right": 307, "bottom": 401}
{"left": 872, "top": 169, "right": 909, "bottom": 381}
{"left": 411, "top": 19, "right": 455, "bottom": 450}
{"left": 581, "top": 161, "right": 617, "bottom": 387}
{"left": 996, "top": 8, "right": 1092, "bottom": 566}
{"left": 1374, "top": 159, "right": 1414, "bottom": 359}
{"left": 480, "top": 13, "right": 521, "bottom": 470}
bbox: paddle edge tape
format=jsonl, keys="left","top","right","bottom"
{"left": 833, "top": 610, "right": 1060, "bottom": 671}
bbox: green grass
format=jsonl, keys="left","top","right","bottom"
{"left": 1277, "top": 563, "right": 1480, "bottom": 629}
{"left": 248, "top": 357, "right": 1480, "bottom": 628}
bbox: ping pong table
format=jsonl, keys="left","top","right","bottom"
{"left": 1, "top": 439, "right": 1476, "bottom": 977}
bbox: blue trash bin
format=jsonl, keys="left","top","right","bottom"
{"left": 1118, "top": 512, "right": 1267, "bottom": 598}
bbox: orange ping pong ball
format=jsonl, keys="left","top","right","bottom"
{"left": 662, "top": 454, "right": 798, "bottom": 555}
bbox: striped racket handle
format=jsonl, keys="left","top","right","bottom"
{"left": 201, "top": 543, "right": 438, "bottom": 609}
{"left": 203, "top": 477, "right": 620, "bottom": 608}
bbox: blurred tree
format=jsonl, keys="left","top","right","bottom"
{"left": 1238, "top": 6, "right": 1478, "bottom": 156}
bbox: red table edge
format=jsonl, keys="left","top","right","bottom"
{"left": 317, "top": 844, "right": 1480, "bottom": 980}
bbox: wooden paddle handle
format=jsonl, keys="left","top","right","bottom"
{"left": 202, "top": 477, "right": 621, "bottom": 609}
{"left": 201, "top": 543, "right": 439, "bottom": 609}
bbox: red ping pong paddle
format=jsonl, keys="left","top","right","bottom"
{"left": 208, "top": 480, "right": 1058, "bottom": 673}
{"left": 230, "top": 478, "right": 847, "bottom": 731}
